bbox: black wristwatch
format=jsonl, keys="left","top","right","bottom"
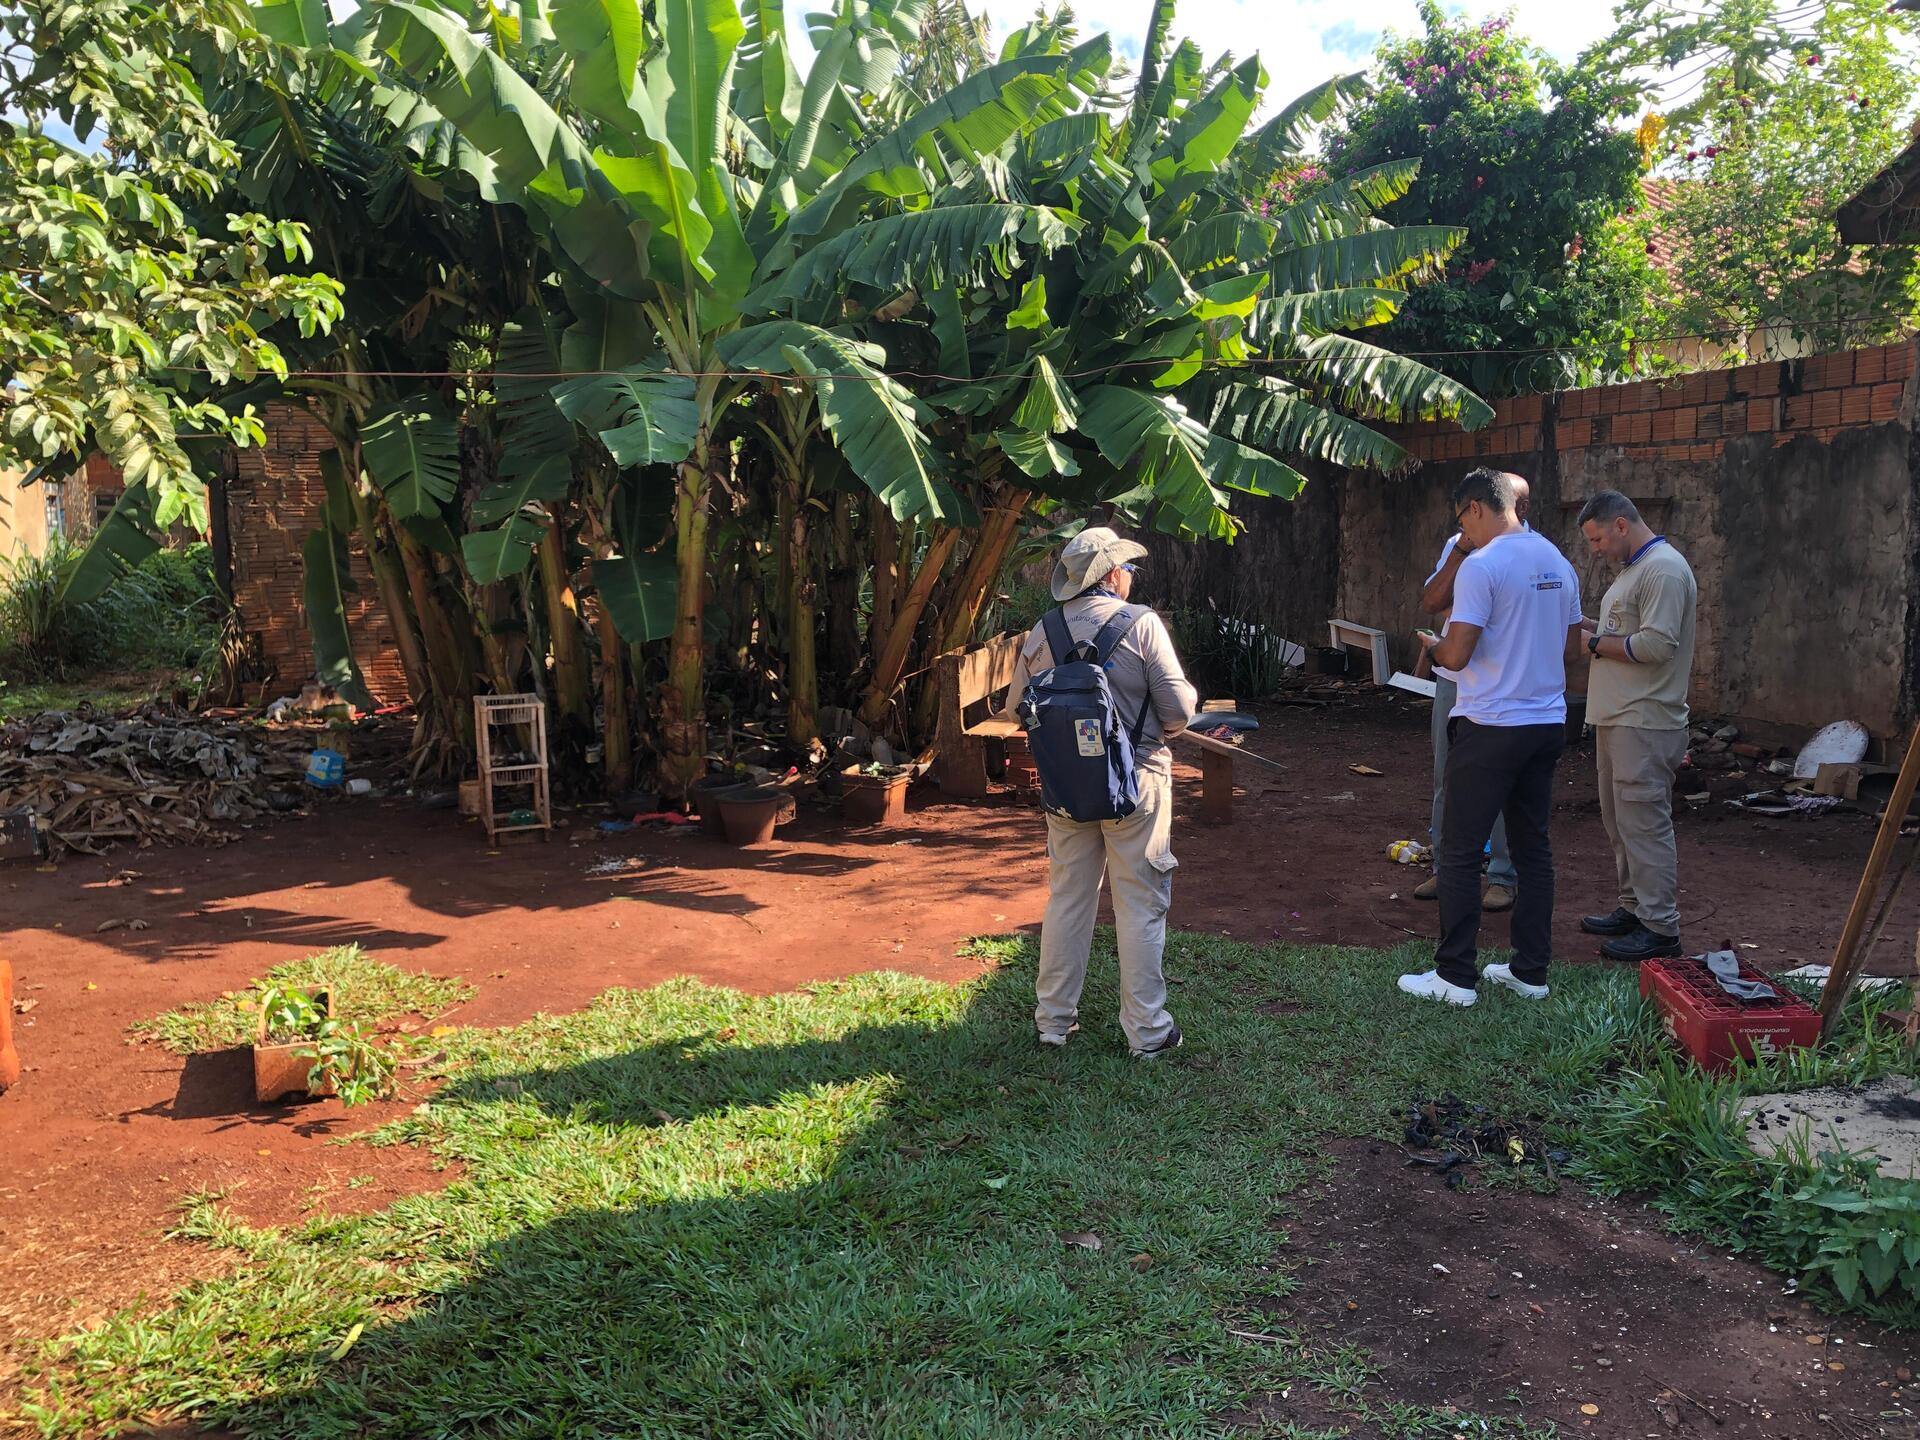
{"left": 1587, "top": 633, "right": 1602, "bottom": 656}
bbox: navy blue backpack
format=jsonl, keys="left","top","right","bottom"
{"left": 1017, "top": 606, "right": 1152, "bottom": 823}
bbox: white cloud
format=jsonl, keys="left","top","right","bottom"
{"left": 961, "top": 0, "right": 1625, "bottom": 116}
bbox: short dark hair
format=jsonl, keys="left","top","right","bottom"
{"left": 1578, "top": 490, "right": 1642, "bottom": 527}
{"left": 1452, "top": 467, "right": 1518, "bottom": 516}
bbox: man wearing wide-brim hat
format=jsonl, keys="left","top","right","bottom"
{"left": 1001, "top": 526, "right": 1199, "bottom": 1059}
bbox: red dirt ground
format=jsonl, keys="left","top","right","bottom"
{"left": 3, "top": 689, "right": 1916, "bottom": 1422}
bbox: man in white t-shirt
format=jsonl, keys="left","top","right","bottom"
{"left": 1401, "top": 469, "right": 1585, "bottom": 1008}
{"left": 1417, "top": 476, "right": 1530, "bottom": 911}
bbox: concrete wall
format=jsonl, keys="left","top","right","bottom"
{"left": 1328, "top": 340, "right": 1920, "bottom": 738}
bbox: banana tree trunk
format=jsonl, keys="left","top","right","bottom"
{"left": 869, "top": 504, "right": 900, "bottom": 665}
{"left": 590, "top": 599, "right": 633, "bottom": 794}
{"left": 787, "top": 491, "right": 817, "bottom": 747}
{"left": 344, "top": 481, "right": 431, "bottom": 706}
{"left": 659, "top": 451, "right": 714, "bottom": 799}
{"left": 857, "top": 525, "right": 960, "bottom": 731}
{"left": 392, "top": 524, "right": 476, "bottom": 750}
{"left": 825, "top": 493, "right": 860, "bottom": 692}
{"left": 910, "top": 491, "right": 1030, "bottom": 738}
{"left": 536, "top": 514, "right": 592, "bottom": 728}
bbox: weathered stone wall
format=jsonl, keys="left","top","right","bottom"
{"left": 1328, "top": 341, "right": 1920, "bottom": 738}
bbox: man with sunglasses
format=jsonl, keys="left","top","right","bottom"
{"left": 1004, "top": 527, "right": 1198, "bottom": 1058}
{"left": 1401, "top": 469, "right": 1585, "bottom": 1007}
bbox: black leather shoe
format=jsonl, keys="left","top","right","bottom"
{"left": 1580, "top": 907, "right": 1638, "bottom": 936}
{"left": 1600, "top": 926, "right": 1683, "bottom": 962}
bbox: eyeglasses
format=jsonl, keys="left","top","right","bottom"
{"left": 1455, "top": 503, "right": 1475, "bottom": 526}
{"left": 1120, "top": 563, "right": 1137, "bottom": 574}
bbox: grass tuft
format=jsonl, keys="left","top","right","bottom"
{"left": 128, "top": 946, "right": 475, "bottom": 1055}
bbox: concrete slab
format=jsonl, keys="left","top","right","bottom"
{"left": 1740, "top": 1076, "right": 1920, "bottom": 1176}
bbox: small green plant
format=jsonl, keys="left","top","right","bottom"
{"left": 1774, "top": 1157, "right": 1920, "bottom": 1312}
{"left": 130, "top": 946, "right": 474, "bottom": 1055}
{"left": 1168, "top": 606, "right": 1294, "bottom": 700}
{"left": 255, "top": 981, "right": 397, "bottom": 1108}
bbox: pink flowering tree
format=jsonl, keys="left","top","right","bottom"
{"left": 1309, "top": 2, "right": 1654, "bottom": 394}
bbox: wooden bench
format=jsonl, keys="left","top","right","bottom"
{"left": 933, "top": 632, "right": 1027, "bottom": 799}
{"left": 1327, "top": 618, "right": 1392, "bottom": 686}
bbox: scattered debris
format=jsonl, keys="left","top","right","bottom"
{"left": 1740, "top": 1077, "right": 1920, "bottom": 1175}
{"left": 585, "top": 857, "right": 647, "bottom": 877}
{"left": 1402, "top": 1095, "right": 1557, "bottom": 1187}
{"left": 1058, "top": 1231, "right": 1104, "bottom": 1251}
{"left": 0, "top": 707, "right": 315, "bottom": 855}
{"left": 1386, "top": 839, "right": 1431, "bottom": 866}
{"left": 1349, "top": 764, "right": 1384, "bottom": 778}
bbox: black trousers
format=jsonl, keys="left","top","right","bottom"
{"left": 1434, "top": 718, "right": 1565, "bottom": 989}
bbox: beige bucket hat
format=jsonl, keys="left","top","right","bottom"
{"left": 1050, "top": 526, "right": 1149, "bottom": 602}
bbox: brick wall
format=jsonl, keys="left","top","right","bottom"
{"left": 227, "top": 403, "right": 410, "bottom": 704}
{"left": 1333, "top": 339, "right": 1920, "bottom": 738}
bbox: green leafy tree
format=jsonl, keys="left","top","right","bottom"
{"left": 1312, "top": 2, "right": 1652, "bottom": 394}
{"left": 1591, "top": 0, "right": 1920, "bottom": 353}
{"left": 0, "top": 0, "right": 343, "bottom": 535}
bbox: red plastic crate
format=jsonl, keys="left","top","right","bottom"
{"left": 1639, "top": 955, "right": 1821, "bottom": 1072}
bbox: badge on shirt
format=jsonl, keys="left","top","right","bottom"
{"left": 1075, "top": 719, "right": 1104, "bottom": 757}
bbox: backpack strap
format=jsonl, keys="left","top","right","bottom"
{"left": 1039, "top": 607, "right": 1077, "bottom": 668}
{"left": 1091, "top": 605, "right": 1148, "bottom": 666}
{"left": 1091, "top": 606, "right": 1155, "bottom": 747}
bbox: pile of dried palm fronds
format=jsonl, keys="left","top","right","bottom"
{"left": 0, "top": 707, "right": 310, "bottom": 855}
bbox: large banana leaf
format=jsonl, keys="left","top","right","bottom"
{"left": 1166, "top": 212, "right": 1278, "bottom": 278}
{"left": 1150, "top": 55, "right": 1262, "bottom": 184}
{"left": 781, "top": 38, "right": 1111, "bottom": 248}
{"left": 1299, "top": 335, "right": 1495, "bottom": 429}
{"left": 1077, "top": 385, "right": 1306, "bottom": 536}
{"left": 751, "top": 203, "right": 1078, "bottom": 315}
{"left": 593, "top": 548, "right": 678, "bottom": 643}
{"left": 57, "top": 480, "right": 164, "bottom": 606}
{"left": 553, "top": 368, "right": 700, "bottom": 467}
{"left": 361, "top": 394, "right": 460, "bottom": 520}
{"left": 301, "top": 507, "right": 377, "bottom": 710}
{"left": 1011, "top": 355, "right": 1080, "bottom": 433}
{"left": 549, "top": 0, "right": 655, "bottom": 136}
{"left": 461, "top": 513, "right": 550, "bottom": 585}
{"left": 717, "top": 322, "right": 966, "bottom": 524}
{"left": 649, "top": 0, "right": 754, "bottom": 310}
{"left": 734, "top": 0, "right": 802, "bottom": 145}
{"left": 1201, "top": 378, "right": 1408, "bottom": 472}
{"left": 1124, "top": 0, "right": 1177, "bottom": 158}
{"left": 1269, "top": 225, "right": 1463, "bottom": 295}
{"left": 372, "top": 2, "right": 656, "bottom": 295}
{"left": 1249, "top": 288, "right": 1404, "bottom": 346}
{"left": 254, "top": 0, "right": 328, "bottom": 47}
{"left": 1241, "top": 71, "right": 1367, "bottom": 176}
{"left": 995, "top": 426, "right": 1080, "bottom": 479}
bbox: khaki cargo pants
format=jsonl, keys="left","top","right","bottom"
{"left": 1035, "top": 771, "right": 1179, "bottom": 1053}
{"left": 1595, "top": 724, "right": 1688, "bottom": 938}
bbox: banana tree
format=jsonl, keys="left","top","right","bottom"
{"left": 747, "top": 1, "right": 1491, "bottom": 741}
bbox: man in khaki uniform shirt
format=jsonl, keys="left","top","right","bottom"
{"left": 1576, "top": 491, "right": 1698, "bottom": 962}
{"left": 1003, "top": 528, "right": 1198, "bottom": 1059}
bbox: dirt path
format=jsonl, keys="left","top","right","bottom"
{"left": 3, "top": 689, "right": 1912, "bottom": 1413}
{"left": 1237, "top": 1142, "right": 1918, "bottom": 1437}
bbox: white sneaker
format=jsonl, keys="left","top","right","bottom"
{"left": 1037, "top": 1022, "right": 1081, "bottom": 1047}
{"left": 1397, "top": 971, "right": 1478, "bottom": 1007}
{"left": 1483, "top": 963, "right": 1549, "bottom": 1000}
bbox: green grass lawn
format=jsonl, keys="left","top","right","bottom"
{"left": 0, "top": 674, "right": 175, "bottom": 723}
{"left": 16, "top": 935, "right": 1915, "bottom": 1438}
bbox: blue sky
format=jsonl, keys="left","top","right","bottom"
{"left": 970, "top": 0, "right": 1625, "bottom": 114}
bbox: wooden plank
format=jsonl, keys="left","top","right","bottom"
{"left": 1199, "top": 747, "right": 1234, "bottom": 825}
{"left": 1820, "top": 721, "right": 1920, "bottom": 1036}
{"left": 933, "top": 651, "right": 990, "bottom": 799}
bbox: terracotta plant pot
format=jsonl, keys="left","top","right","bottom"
{"left": 691, "top": 775, "right": 750, "bottom": 836}
{"left": 841, "top": 768, "right": 911, "bottom": 827}
{"left": 717, "top": 787, "right": 797, "bottom": 847}
{"left": 0, "top": 957, "right": 20, "bottom": 1093}
{"left": 254, "top": 988, "right": 337, "bottom": 1103}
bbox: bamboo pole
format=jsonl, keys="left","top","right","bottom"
{"left": 1820, "top": 721, "right": 1920, "bottom": 1036}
